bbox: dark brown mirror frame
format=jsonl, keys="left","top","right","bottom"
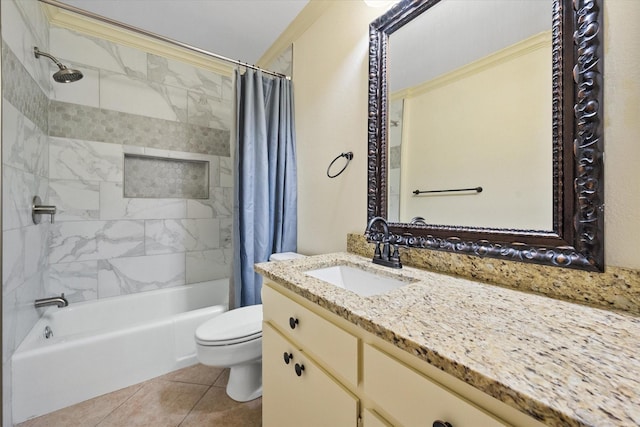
{"left": 367, "top": 0, "right": 604, "bottom": 272}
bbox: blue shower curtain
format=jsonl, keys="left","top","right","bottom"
{"left": 233, "top": 69, "right": 297, "bottom": 307}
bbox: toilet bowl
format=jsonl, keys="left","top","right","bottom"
{"left": 195, "top": 251, "right": 304, "bottom": 401}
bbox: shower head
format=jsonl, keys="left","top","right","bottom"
{"left": 34, "top": 47, "right": 84, "bottom": 83}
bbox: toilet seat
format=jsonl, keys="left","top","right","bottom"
{"left": 196, "top": 304, "right": 262, "bottom": 346}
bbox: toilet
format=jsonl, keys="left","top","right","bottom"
{"left": 195, "top": 251, "right": 304, "bottom": 401}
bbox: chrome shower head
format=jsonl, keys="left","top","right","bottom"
{"left": 34, "top": 47, "right": 84, "bottom": 83}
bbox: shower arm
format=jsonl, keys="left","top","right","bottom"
{"left": 33, "top": 47, "right": 65, "bottom": 69}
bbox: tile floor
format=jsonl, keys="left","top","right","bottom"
{"left": 16, "top": 364, "right": 262, "bottom": 427}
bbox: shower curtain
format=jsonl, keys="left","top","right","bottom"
{"left": 233, "top": 69, "right": 297, "bottom": 307}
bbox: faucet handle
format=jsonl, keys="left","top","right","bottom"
{"left": 391, "top": 245, "right": 402, "bottom": 263}
{"left": 373, "top": 242, "right": 382, "bottom": 260}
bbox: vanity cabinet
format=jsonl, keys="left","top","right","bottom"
{"left": 262, "top": 285, "right": 359, "bottom": 426}
{"left": 262, "top": 323, "right": 359, "bottom": 426}
{"left": 363, "top": 344, "right": 506, "bottom": 427}
{"left": 262, "top": 281, "right": 545, "bottom": 427}
{"left": 262, "top": 285, "right": 359, "bottom": 386}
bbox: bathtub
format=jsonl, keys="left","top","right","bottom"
{"left": 12, "top": 279, "right": 229, "bottom": 423}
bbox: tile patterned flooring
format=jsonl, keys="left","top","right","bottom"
{"left": 16, "top": 364, "right": 262, "bottom": 427}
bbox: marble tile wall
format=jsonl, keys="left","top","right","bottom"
{"left": 267, "top": 44, "right": 294, "bottom": 77}
{"left": 46, "top": 27, "right": 235, "bottom": 304}
{"left": 49, "top": 101, "right": 230, "bottom": 156}
{"left": 1, "top": 1, "right": 52, "bottom": 424}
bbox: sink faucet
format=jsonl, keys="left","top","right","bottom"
{"left": 365, "top": 216, "right": 402, "bottom": 269}
{"left": 34, "top": 293, "right": 69, "bottom": 308}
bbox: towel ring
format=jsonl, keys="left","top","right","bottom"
{"left": 327, "top": 152, "right": 354, "bottom": 178}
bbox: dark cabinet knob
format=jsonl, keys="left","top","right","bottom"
{"left": 433, "top": 421, "right": 453, "bottom": 427}
{"left": 283, "top": 352, "right": 293, "bottom": 364}
{"left": 294, "top": 363, "right": 305, "bottom": 377}
{"left": 289, "top": 317, "right": 299, "bottom": 329}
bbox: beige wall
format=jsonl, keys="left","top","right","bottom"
{"left": 288, "top": 0, "right": 640, "bottom": 270}
{"left": 603, "top": 0, "right": 640, "bottom": 269}
{"left": 293, "top": 1, "right": 382, "bottom": 254}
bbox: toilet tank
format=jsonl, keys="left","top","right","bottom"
{"left": 269, "top": 252, "right": 305, "bottom": 261}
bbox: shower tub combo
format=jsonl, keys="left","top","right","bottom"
{"left": 12, "top": 279, "right": 228, "bottom": 423}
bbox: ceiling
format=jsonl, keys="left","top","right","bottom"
{"left": 58, "top": 0, "right": 310, "bottom": 65}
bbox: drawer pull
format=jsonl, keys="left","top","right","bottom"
{"left": 283, "top": 352, "right": 293, "bottom": 364}
{"left": 295, "top": 363, "right": 305, "bottom": 377}
{"left": 433, "top": 421, "right": 453, "bottom": 427}
{"left": 289, "top": 317, "right": 299, "bottom": 329}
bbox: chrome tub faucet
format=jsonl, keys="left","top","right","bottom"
{"left": 35, "top": 293, "right": 69, "bottom": 308}
{"left": 365, "top": 216, "right": 402, "bottom": 269}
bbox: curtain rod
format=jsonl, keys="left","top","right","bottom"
{"left": 38, "top": 0, "right": 289, "bottom": 79}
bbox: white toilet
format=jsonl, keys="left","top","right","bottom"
{"left": 195, "top": 251, "right": 304, "bottom": 401}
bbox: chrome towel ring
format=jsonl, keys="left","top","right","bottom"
{"left": 327, "top": 152, "right": 353, "bottom": 178}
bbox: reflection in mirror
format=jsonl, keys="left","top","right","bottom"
{"left": 388, "top": 0, "right": 553, "bottom": 230}
{"left": 367, "top": 0, "right": 605, "bottom": 271}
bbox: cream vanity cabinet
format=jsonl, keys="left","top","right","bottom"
{"left": 262, "top": 285, "right": 359, "bottom": 426}
{"left": 262, "top": 282, "right": 545, "bottom": 427}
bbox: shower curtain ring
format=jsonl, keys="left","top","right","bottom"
{"left": 327, "top": 152, "right": 354, "bottom": 178}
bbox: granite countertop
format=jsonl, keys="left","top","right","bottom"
{"left": 255, "top": 252, "right": 640, "bottom": 427}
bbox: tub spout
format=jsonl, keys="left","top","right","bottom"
{"left": 35, "top": 293, "right": 68, "bottom": 308}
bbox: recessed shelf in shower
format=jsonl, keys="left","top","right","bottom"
{"left": 123, "top": 154, "right": 209, "bottom": 199}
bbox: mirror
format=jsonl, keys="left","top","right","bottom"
{"left": 388, "top": 1, "right": 553, "bottom": 230}
{"left": 367, "top": 0, "right": 604, "bottom": 271}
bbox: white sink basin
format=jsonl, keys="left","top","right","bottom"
{"left": 305, "top": 265, "right": 409, "bottom": 297}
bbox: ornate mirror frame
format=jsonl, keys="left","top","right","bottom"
{"left": 367, "top": 0, "right": 604, "bottom": 271}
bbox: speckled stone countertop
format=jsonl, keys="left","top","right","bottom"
{"left": 255, "top": 252, "right": 640, "bottom": 427}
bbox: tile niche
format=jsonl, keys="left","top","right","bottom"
{"left": 124, "top": 154, "right": 209, "bottom": 199}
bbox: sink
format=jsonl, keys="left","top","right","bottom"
{"left": 305, "top": 265, "right": 409, "bottom": 297}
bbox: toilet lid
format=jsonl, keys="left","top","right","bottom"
{"left": 195, "top": 304, "right": 263, "bottom": 345}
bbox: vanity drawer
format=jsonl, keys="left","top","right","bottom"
{"left": 363, "top": 344, "right": 507, "bottom": 427}
{"left": 262, "top": 285, "right": 358, "bottom": 386}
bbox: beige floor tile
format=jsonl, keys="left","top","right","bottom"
{"left": 213, "top": 369, "right": 230, "bottom": 388}
{"left": 161, "top": 364, "right": 225, "bottom": 386}
{"left": 16, "top": 382, "right": 145, "bottom": 427}
{"left": 14, "top": 366, "right": 260, "bottom": 427}
{"left": 179, "top": 387, "right": 262, "bottom": 427}
{"left": 96, "top": 379, "right": 208, "bottom": 427}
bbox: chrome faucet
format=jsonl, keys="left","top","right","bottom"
{"left": 35, "top": 293, "right": 69, "bottom": 308}
{"left": 365, "top": 216, "right": 402, "bottom": 269}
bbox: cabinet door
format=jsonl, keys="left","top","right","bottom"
{"left": 364, "top": 344, "right": 507, "bottom": 427}
{"left": 262, "top": 285, "right": 358, "bottom": 386}
{"left": 363, "top": 408, "right": 393, "bottom": 427}
{"left": 263, "top": 323, "right": 359, "bottom": 427}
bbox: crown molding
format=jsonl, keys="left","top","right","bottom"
{"left": 41, "top": 2, "right": 235, "bottom": 77}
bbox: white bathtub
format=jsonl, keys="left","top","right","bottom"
{"left": 12, "top": 280, "right": 229, "bottom": 423}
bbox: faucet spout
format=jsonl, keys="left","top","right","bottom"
{"left": 365, "top": 217, "right": 402, "bottom": 269}
{"left": 35, "top": 293, "right": 69, "bottom": 309}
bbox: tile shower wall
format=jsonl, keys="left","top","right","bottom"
{"left": 46, "top": 26, "right": 234, "bottom": 303}
{"left": 1, "top": 1, "right": 52, "bottom": 424}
